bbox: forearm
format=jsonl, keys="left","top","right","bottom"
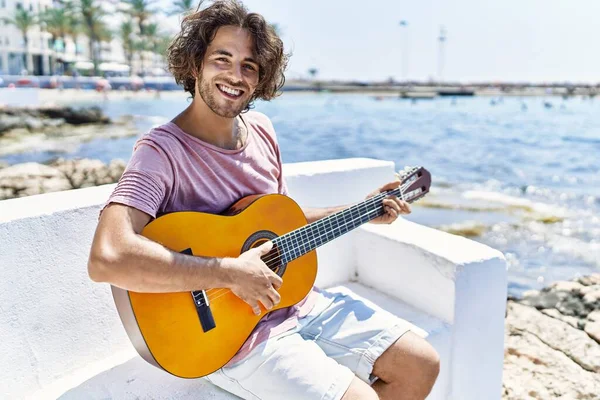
{"left": 88, "top": 233, "right": 234, "bottom": 293}
{"left": 302, "top": 205, "right": 350, "bottom": 224}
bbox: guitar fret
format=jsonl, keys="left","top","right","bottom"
{"left": 276, "top": 185, "right": 409, "bottom": 265}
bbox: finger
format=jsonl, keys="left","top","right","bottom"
{"left": 247, "top": 300, "right": 261, "bottom": 316}
{"left": 385, "top": 206, "right": 398, "bottom": 218}
{"left": 259, "top": 295, "right": 274, "bottom": 310}
{"left": 383, "top": 197, "right": 402, "bottom": 213}
{"left": 379, "top": 180, "right": 402, "bottom": 192}
{"left": 257, "top": 240, "right": 273, "bottom": 255}
{"left": 390, "top": 197, "right": 410, "bottom": 215}
{"left": 267, "top": 287, "right": 281, "bottom": 306}
{"left": 400, "top": 200, "right": 412, "bottom": 214}
{"left": 269, "top": 274, "right": 283, "bottom": 290}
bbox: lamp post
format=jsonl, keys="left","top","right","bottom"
{"left": 438, "top": 26, "right": 447, "bottom": 84}
{"left": 399, "top": 20, "right": 409, "bottom": 82}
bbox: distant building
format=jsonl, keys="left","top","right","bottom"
{"left": 0, "top": 0, "right": 167, "bottom": 76}
{"left": 0, "top": 0, "right": 54, "bottom": 75}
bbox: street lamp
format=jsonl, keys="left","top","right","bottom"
{"left": 399, "top": 20, "right": 409, "bottom": 82}
{"left": 438, "top": 26, "right": 447, "bottom": 84}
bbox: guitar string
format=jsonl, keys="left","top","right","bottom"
{"left": 197, "top": 181, "right": 416, "bottom": 307}
{"left": 198, "top": 195, "right": 402, "bottom": 307}
{"left": 202, "top": 182, "right": 410, "bottom": 300}
{"left": 259, "top": 180, "right": 411, "bottom": 266}
{"left": 200, "top": 181, "right": 414, "bottom": 304}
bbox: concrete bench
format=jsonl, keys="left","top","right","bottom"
{"left": 0, "top": 158, "right": 507, "bottom": 399}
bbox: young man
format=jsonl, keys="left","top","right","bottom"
{"left": 88, "top": 1, "right": 440, "bottom": 399}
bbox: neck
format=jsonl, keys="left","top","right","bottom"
{"left": 267, "top": 186, "right": 405, "bottom": 267}
{"left": 173, "top": 97, "right": 241, "bottom": 149}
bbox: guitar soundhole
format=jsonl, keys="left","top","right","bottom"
{"left": 241, "top": 230, "right": 287, "bottom": 277}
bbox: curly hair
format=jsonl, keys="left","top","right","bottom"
{"left": 167, "top": 0, "right": 289, "bottom": 111}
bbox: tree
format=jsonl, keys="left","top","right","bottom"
{"left": 120, "top": 21, "right": 135, "bottom": 75}
{"left": 40, "top": 7, "right": 74, "bottom": 74}
{"left": 169, "top": 0, "right": 196, "bottom": 16}
{"left": 122, "top": 0, "right": 156, "bottom": 36}
{"left": 2, "top": 7, "right": 37, "bottom": 73}
{"left": 78, "top": 0, "right": 110, "bottom": 76}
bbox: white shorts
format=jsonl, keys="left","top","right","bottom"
{"left": 205, "top": 286, "right": 421, "bottom": 400}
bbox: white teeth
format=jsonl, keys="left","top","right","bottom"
{"left": 219, "top": 84, "right": 241, "bottom": 96}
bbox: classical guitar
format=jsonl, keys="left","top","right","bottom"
{"left": 111, "top": 166, "right": 431, "bottom": 378}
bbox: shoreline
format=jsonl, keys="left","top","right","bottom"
{"left": 0, "top": 84, "right": 594, "bottom": 109}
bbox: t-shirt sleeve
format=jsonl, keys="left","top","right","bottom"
{"left": 100, "top": 140, "right": 173, "bottom": 219}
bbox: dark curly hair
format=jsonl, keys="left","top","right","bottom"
{"left": 167, "top": 0, "right": 289, "bottom": 111}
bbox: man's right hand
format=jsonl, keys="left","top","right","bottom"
{"left": 225, "top": 241, "right": 283, "bottom": 316}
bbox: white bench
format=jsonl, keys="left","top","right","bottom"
{"left": 0, "top": 158, "right": 507, "bottom": 400}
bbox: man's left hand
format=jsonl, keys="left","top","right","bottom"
{"left": 366, "top": 181, "right": 411, "bottom": 225}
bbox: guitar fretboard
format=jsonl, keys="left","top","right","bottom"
{"left": 267, "top": 186, "right": 405, "bottom": 266}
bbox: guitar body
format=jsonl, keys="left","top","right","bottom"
{"left": 111, "top": 194, "right": 317, "bottom": 379}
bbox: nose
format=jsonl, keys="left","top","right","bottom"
{"left": 227, "top": 63, "right": 244, "bottom": 85}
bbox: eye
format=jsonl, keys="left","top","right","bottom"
{"left": 216, "top": 57, "right": 228, "bottom": 62}
{"left": 244, "top": 64, "right": 257, "bottom": 71}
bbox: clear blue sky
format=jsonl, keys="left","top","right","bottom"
{"left": 160, "top": 0, "right": 600, "bottom": 83}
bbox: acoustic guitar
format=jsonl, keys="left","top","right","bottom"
{"left": 111, "top": 166, "right": 431, "bottom": 378}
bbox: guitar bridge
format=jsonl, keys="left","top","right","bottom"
{"left": 181, "top": 248, "right": 216, "bottom": 333}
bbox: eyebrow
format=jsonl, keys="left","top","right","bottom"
{"left": 211, "top": 49, "right": 258, "bottom": 65}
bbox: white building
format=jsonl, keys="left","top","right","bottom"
{"left": 0, "top": 0, "right": 54, "bottom": 75}
{"left": 0, "top": 0, "right": 168, "bottom": 77}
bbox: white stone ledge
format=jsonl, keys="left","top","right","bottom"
{"left": 0, "top": 157, "right": 507, "bottom": 400}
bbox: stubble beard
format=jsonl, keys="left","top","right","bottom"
{"left": 198, "top": 75, "right": 251, "bottom": 118}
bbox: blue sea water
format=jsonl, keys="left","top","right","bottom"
{"left": 2, "top": 93, "right": 599, "bottom": 296}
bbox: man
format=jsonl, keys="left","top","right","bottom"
{"left": 88, "top": 1, "right": 440, "bottom": 399}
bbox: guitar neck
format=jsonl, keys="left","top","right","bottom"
{"left": 271, "top": 187, "right": 403, "bottom": 264}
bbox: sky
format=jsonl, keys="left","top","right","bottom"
{"left": 159, "top": 0, "right": 600, "bottom": 84}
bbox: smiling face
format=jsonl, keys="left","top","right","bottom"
{"left": 196, "top": 25, "right": 260, "bottom": 118}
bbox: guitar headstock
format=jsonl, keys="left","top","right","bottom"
{"left": 395, "top": 166, "right": 431, "bottom": 203}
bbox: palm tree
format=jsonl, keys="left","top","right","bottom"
{"left": 40, "top": 7, "right": 72, "bottom": 74}
{"left": 2, "top": 8, "right": 37, "bottom": 73}
{"left": 168, "top": 0, "right": 196, "bottom": 16}
{"left": 78, "top": 0, "right": 109, "bottom": 75}
{"left": 119, "top": 21, "right": 135, "bottom": 75}
{"left": 122, "top": 0, "right": 156, "bottom": 36}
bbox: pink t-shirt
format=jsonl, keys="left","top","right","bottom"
{"left": 103, "top": 111, "right": 318, "bottom": 364}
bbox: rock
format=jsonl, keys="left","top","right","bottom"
{"left": 540, "top": 308, "right": 580, "bottom": 329}
{"left": 0, "top": 158, "right": 125, "bottom": 200}
{"left": 578, "top": 274, "right": 600, "bottom": 286}
{"left": 548, "top": 281, "right": 585, "bottom": 293}
{"left": 586, "top": 310, "right": 600, "bottom": 322}
{"left": 503, "top": 323, "right": 600, "bottom": 399}
{"left": 39, "top": 106, "right": 110, "bottom": 125}
{"left": 583, "top": 290, "right": 600, "bottom": 309}
{"left": 504, "top": 272, "right": 600, "bottom": 399}
{"left": 506, "top": 302, "right": 600, "bottom": 372}
{"left": 0, "top": 115, "right": 22, "bottom": 134}
{"left": 51, "top": 158, "right": 125, "bottom": 189}
{"left": 584, "top": 321, "right": 600, "bottom": 344}
{"left": 0, "top": 105, "right": 110, "bottom": 136}
{"left": 581, "top": 285, "right": 600, "bottom": 296}
{"left": 520, "top": 290, "right": 566, "bottom": 310}
{"left": 0, "top": 162, "right": 71, "bottom": 199}
{"left": 23, "top": 116, "right": 44, "bottom": 131}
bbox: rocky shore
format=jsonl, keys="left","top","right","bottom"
{"left": 0, "top": 158, "right": 125, "bottom": 200}
{"left": 503, "top": 274, "right": 600, "bottom": 399}
{"left": 0, "top": 105, "right": 138, "bottom": 155}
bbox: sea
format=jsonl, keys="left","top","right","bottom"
{"left": 2, "top": 92, "right": 599, "bottom": 297}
